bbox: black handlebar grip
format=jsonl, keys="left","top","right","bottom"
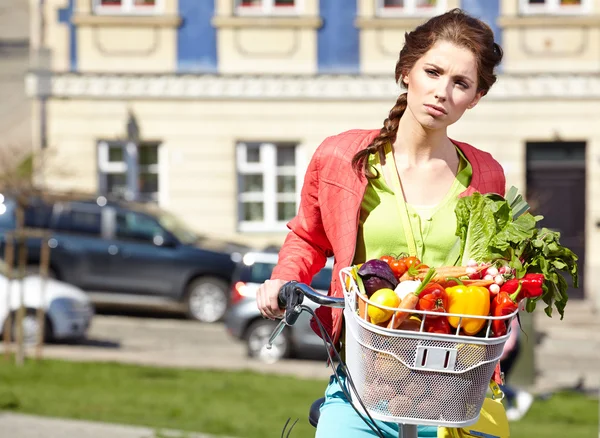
{"left": 277, "top": 280, "right": 298, "bottom": 309}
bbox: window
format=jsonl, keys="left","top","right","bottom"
{"left": 25, "top": 201, "right": 54, "bottom": 229}
{"left": 54, "top": 205, "right": 102, "bottom": 237}
{"left": 519, "top": 0, "right": 589, "bottom": 14}
{"left": 116, "top": 211, "right": 164, "bottom": 244}
{"left": 377, "top": 0, "right": 446, "bottom": 16}
{"left": 235, "top": 0, "right": 300, "bottom": 16}
{"left": 236, "top": 142, "right": 301, "bottom": 232}
{"left": 98, "top": 141, "right": 161, "bottom": 204}
{"left": 93, "top": 0, "right": 160, "bottom": 15}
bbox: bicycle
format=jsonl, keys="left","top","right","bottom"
{"left": 265, "top": 267, "right": 517, "bottom": 438}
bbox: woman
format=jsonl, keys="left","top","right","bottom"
{"left": 257, "top": 8, "right": 505, "bottom": 437}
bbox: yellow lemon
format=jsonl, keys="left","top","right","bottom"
{"left": 367, "top": 288, "right": 401, "bottom": 324}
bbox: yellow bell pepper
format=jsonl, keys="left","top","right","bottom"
{"left": 445, "top": 285, "right": 490, "bottom": 335}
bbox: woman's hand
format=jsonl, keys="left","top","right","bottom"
{"left": 257, "top": 279, "right": 288, "bottom": 320}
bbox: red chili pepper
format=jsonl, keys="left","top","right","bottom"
{"left": 424, "top": 316, "right": 452, "bottom": 334}
{"left": 416, "top": 283, "right": 448, "bottom": 318}
{"left": 491, "top": 284, "right": 521, "bottom": 337}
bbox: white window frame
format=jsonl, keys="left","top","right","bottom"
{"left": 234, "top": 0, "right": 303, "bottom": 16}
{"left": 376, "top": 0, "right": 447, "bottom": 17}
{"left": 92, "top": 0, "right": 163, "bottom": 16}
{"left": 98, "top": 141, "right": 164, "bottom": 206}
{"left": 519, "top": 0, "right": 591, "bottom": 15}
{"left": 236, "top": 142, "right": 302, "bottom": 233}
{"left": 136, "top": 142, "right": 161, "bottom": 203}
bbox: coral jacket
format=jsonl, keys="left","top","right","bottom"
{"left": 271, "top": 129, "right": 506, "bottom": 345}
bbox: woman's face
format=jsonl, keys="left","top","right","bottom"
{"left": 402, "top": 40, "right": 484, "bottom": 131}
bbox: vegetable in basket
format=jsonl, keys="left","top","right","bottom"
{"left": 499, "top": 273, "right": 544, "bottom": 299}
{"left": 490, "top": 283, "right": 521, "bottom": 337}
{"left": 416, "top": 283, "right": 448, "bottom": 316}
{"left": 423, "top": 316, "right": 452, "bottom": 335}
{"left": 357, "top": 259, "right": 398, "bottom": 297}
{"left": 387, "top": 267, "right": 437, "bottom": 329}
{"left": 446, "top": 283, "right": 490, "bottom": 336}
{"left": 444, "top": 187, "right": 578, "bottom": 319}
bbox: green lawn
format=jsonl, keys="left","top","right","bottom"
{"left": 0, "top": 358, "right": 597, "bottom": 438}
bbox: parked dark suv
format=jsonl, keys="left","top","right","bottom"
{"left": 0, "top": 194, "right": 248, "bottom": 322}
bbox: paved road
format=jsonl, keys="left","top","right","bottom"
{"left": 5, "top": 313, "right": 334, "bottom": 381}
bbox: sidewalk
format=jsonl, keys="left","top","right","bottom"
{"left": 0, "top": 412, "right": 229, "bottom": 438}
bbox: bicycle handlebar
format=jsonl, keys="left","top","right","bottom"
{"left": 277, "top": 281, "right": 345, "bottom": 310}
{"left": 265, "top": 281, "right": 345, "bottom": 351}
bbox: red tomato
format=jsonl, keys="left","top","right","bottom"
{"left": 389, "top": 259, "right": 408, "bottom": 279}
{"left": 403, "top": 256, "right": 421, "bottom": 270}
{"left": 379, "top": 255, "right": 395, "bottom": 266}
{"left": 417, "top": 284, "right": 448, "bottom": 317}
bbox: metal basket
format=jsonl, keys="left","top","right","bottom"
{"left": 339, "top": 267, "right": 518, "bottom": 428}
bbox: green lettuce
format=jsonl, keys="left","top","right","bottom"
{"left": 444, "top": 188, "right": 578, "bottom": 319}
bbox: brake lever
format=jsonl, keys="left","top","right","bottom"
{"left": 279, "top": 280, "right": 304, "bottom": 326}
{"left": 265, "top": 281, "right": 305, "bottom": 351}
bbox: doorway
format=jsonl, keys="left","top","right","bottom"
{"left": 526, "top": 141, "right": 585, "bottom": 300}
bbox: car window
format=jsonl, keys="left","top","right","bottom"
{"left": 24, "top": 201, "right": 53, "bottom": 229}
{"left": 0, "top": 199, "right": 16, "bottom": 228}
{"left": 0, "top": 198, "right": 53, "bottom": 230}
{"left": 239, "top": 259, "right": 332, "bottom": 291}
{"left": 116, "top": 211, "right": 164, "bottom": 243}
{"left": 54, "top": 205, "right": 102, "bottom": 236}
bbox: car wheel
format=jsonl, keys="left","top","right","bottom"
{"left": 4, "top": 310, "right": 52, "bottom": 345}
{"left": 184, "top": 277, "right": 229, "bottom": 323}
{"left": 246, "top": 319, "right": 291, "bottom": 363}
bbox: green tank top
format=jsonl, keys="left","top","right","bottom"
{"left": 353, "top": 143, "right": 472, "bottom": 266}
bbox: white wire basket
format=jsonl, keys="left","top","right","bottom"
{"left": 339, "top": 267, "right": 519, "bottom": 428}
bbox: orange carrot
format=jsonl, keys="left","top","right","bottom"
{"left": 387, "top": 293, "right": 419, "bottom": 329}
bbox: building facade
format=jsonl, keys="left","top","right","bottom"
{"left": 26, "top": 0, "right": 600, "bottom": 306}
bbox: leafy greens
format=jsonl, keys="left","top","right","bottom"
{"left": 444, "top": 188, "right": 578, "bottom": 319}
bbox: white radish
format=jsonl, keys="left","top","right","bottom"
{"left": 486, "top": 267, "right": 499, "bottom": 277}
{"left": 394, "top": 280, "right": 422, "bottom": 301}
{"left": 499, "top": 266, "right": 510, "bottom": 275}
{"left": 489, "top": 284, "right": 500, "bottom": 294}
{"left": 494, "top": 275, "right": 504, "bottom": 285}
{"left": 467, "top": 259, "right": 478, "bottom": 267}
{"left": 484, "top": 274, "right": 494, "bottom": 281}
{"left": 466, "top": 267, "right": 477, "bottom": 275}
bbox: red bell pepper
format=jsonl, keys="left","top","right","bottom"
{"left": 424, "top": 316, "right": 452, "bottom": 334}
{"left": 416, "top": 283, "right": 448, "bottom": 318}
{"left": 491, "top": 284, "right": 521, "bottom": 337}
{"left": 500, "top": 273, "right": 545, "bottom": 300}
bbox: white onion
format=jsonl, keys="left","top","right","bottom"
{"left": 394, "top": 280, "right": 421, "bottom": 301}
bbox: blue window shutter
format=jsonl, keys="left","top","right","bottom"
{"left": 318, "top": 0, "right": 360, "bottom": 74}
